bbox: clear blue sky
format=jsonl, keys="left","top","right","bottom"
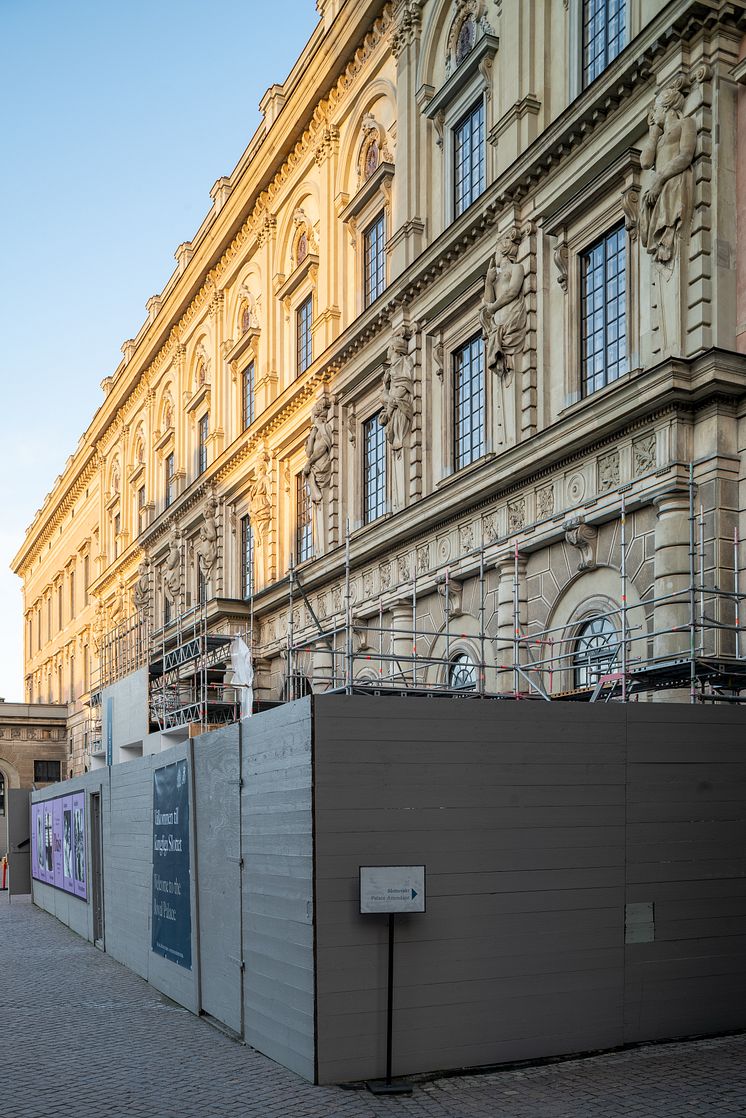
{"left": 0, "top": 0, "right": 319, "bottom": 700}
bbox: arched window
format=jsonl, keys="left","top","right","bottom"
{"left": 573, "top": 616, "right": 619, "bottom": 688}
{"left": 448, "top": 652, "right": 476, "bottom": 690}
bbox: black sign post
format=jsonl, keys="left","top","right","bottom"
{"left": 359, "top": 865, "right": 426, "bottom": 1096}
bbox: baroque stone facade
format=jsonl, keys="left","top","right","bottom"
{"left": 11, "top": 0, "right": 746, "bottom": 770}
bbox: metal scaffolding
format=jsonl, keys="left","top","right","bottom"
{"left": 285, "top": 471, "right": 746, "bottom": 705}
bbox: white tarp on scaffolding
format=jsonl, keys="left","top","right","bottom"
{"left": 230, "top": 637, "right": 254, "bottom": 718}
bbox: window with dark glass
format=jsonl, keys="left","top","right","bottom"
{"left": 296, "top": 473, "right": 313, "bottom": 562}
{"left": 297, "top": 296, "right": 313, "bottom": 375}
{"left": 583, "top": 0, "right": 626, "bottom": 86}
{"left": 363, "top": 213, "right": 386, "bottom": 307}
{"left": 197, "top": 566, "right": 207, "bottom": 605}
{"left": 363, "top": 412, "right": 386, "bottom": 524}
{"left": 454, "top": 101, "right": 485, "bottom": 217}
{"left": 0, "top": 772, "right": 4, "bottom": 814}
{"left": 453, "top": 335, "right": 485, "bottom": 470}
{"left": 34, "top": 759, "right": 61, "bottom": 783}
{"left": 573, "top": 616, "right": 619, "bottom": 687}
{"left": 164, "top": 596, "right": 172, "bottom": 626}
{"left": 58, "top": 584, "right": 63, "bottom": 629}
{"left": 240, "top": 515, "right": 254, "bottom": 599}
{"left": 165, "top": 453, "right": 175, "bottom": 509}
{"left": 138, "top": 485, "right": 145, "bottom": 512}
{"left": 113, "top": 513, "right": 120, "bottom": 559}
{"left": 581, "top": 224, "right": 627, "bottom": 396}
{"left": 242, "top": 361, "right": 255, "bottom": 429}
{"left": 198, "top": 414, "right": 209, "bottom": 475}
{"left": 83, "top": 555, "right": 90, "bottom": 604}
{"left": 448, "top": 652, "right": 477, "bottom": 690}
{"left": 69, "top": 571, "right": 75, "bottom": 618}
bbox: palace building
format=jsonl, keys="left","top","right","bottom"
{"left": 11, "top": 0, "right": 746, "bottom": 772}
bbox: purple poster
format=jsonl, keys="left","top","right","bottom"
{"left": 62, "top": 796, "right": 74, "bottom": 893}
{"left": 43, "top": 805, "right": 54, "bottom": 885}
{"left": 72, "top": 792, "right": 87, "bottom": 900}
{"left": 31, "top": 804, "right": 41, "bottom": 882}
{"left": 53, "top": 799, "right": 64, "bottom": 889}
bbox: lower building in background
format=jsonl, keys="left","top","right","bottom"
{"left": 0, "top": 700, "right": 68, "bottom": 859}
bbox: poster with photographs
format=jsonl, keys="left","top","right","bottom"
{"left": 72, "top": 792, "right": 87, "bottom": 899}
{"left": 31, "top": 793, "right": 87, "bottom": 900}
{"left": 62, "top": 796, "right": 74, "bottom": 892}
{"left": 43, "top": 805, "right": 54, "bottom": 885}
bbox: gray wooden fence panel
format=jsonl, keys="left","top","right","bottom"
{"left": 312, "top": 696, "right": 628, "bottom": 1084}
{"left": 194, "top": 724, "right": 242, "bottom": 1033}
{"left": 241, "top": 700, "right": 315, "bottom": 1082}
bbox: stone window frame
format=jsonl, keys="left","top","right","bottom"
{"left": 277, "top": 254, "right": 318, "bottom": 386}
{"left": 545, "top": 150, "right": 641, "bottom": 413}
{"left": 361, "top": 408, "right": 387, "bottom": 526}
{"left": 226, "top": 325, "right": 261, "bottom": 442}
{"left": 431, "top": 300, "right": 495, "bottom": 487}
{"left": 422, "top": 30, "right": 498, "bottom": 228}
{"left": 340, "top": 161, "right": 394, "bottom": 317}
{"left": 567, "top": 0, "right": 638, "bottom": 101}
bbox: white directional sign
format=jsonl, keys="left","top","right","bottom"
{"left": 359, "top": 865, "right": 426, "bottom": 914}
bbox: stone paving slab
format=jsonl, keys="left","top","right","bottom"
{"left": 2, "top": 895, "right": 746, "bottom": 1118}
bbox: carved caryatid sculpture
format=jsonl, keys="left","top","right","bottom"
{"left": 163, "top": 531, "right": 182, "bottom": 609}
{"left": 132, "top": 560, "right": 150, "bottom": 612}
{"left": 379, "top": 326, "right": 414, "bottom": 453}
{"left": 639, "top": 80, "right": 697, "bottom": 264}
{"left": 195, "top": 499, "right": 218, "bottom": 583}
{"left": 303, "top": 395, "right": 333, "bottom": 506}
{"left": 479, "top": 228, "right": 527, "bottom": 380}
{"left": 249, "top": 450, "right": 272, "bottom": 546}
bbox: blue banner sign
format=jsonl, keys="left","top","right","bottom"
{"left": 151, "top": 758, "right": 192, "bottom": 969}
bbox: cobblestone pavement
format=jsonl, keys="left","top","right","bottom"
{"left": 3, "top": 895, "right": 746, "bottom": 1118}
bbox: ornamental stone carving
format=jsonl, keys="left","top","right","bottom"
{"left": 379, "top": 325, "right": 414, "bottom": 453}
{"left": 358, "top": 113, "right": 393, "bottom": 185}
{"left": 564, "top": 517, "right": 598, "bottom": 572}
{"left": 303, "top": 394, "right": 333, "bottom": 505}
{"left": 132, "top": 560, "right": 150, "bottom": 612}
{"left": 445, "top": 0, "right": 494, "bottom": 77}
{"left": 195, "top": 497, "right": 219, "bottom": 581}
{"left": 479, "top": 227, "right": 527, "bottom": 379}
{"left": 390, "top": 0, "right": 422, "bottom": 58}
{"left": 639, "top": 78, "right": 698, "bottom": 265}
{"left": 249, "top": 449, "right": 272, "bottom": 546}
{"left": 163, "top": 529, "right": 182, "bottom": 609}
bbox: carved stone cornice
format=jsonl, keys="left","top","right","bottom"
{"left": 390, "top": 0, "right": 422, "bottom": 58}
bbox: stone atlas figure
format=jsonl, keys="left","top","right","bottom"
{"left": 163, "top": 531, "right": 182, "bottom": 609}
{"left": 249, "top": 450, "right": 272, "bottom": 546}
{"left": 479, "top": 227, "right": 527, "bottom": 380}
{"left": 132, "top": 560, "right": 149, "bottom": 612}
{"left": 302, "top": 395, "right": 333, "bottom": 506}
{"left": 195, "top": 499, "right": 218, "bottom": 582}
{"left": 379, "top": 326, "right": 414, "bottom": 453}
{"left": 639, "top": 80, "right": 697, "bottom": 265}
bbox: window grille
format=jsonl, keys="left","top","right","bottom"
{"left": 296, "top": 473, "right": 313, "bottom": 562}
{"left": 242, "top": 361, "right": 255, "bottom": 429}
{"left": 581, "top": 224, "right": 627, "bottom": 395}
{"left": 454, "top": 101, "right": 485, "bottom": 217}
{"left": 297, "top": 296, "right": 313, "bottom": 375}
{"left": 363, "top": 412, "right": 386, "bottom": 524}
{"left": 453, "top": 335, "right": 485, "bottom": 470}
{"left": 583, "top": 0, "right": 626, "bottom": 86}
{"left": 363, "top": 213, "right": 386, "bottom": 307}
{"left": 240, "top": 515, "right": 254, "bottom": 599}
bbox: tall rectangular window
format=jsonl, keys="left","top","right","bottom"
{"left": 240, "top": 515, "right": 254, "bottom": 599}
{"left": 363, "top": 213, "right": 386, "bottom": 307}
{"left": 453, "top": 335, "right": 485, "bottom": 470}
{"left": 113, "top": 513, "right": 121, "bottom": 559}
{"left": 69, "top": 571, "right": 75, "bottom": 619}
{"left": 197, "top": 567, "right": 207, "bottom": 606}
{"left": 165, "top": 453, "right": 175, "bottom": 509}
{"left": 583, "top": 0, "right": 626, "bottom": 86}
{"left": 454, "top": 101, "right": 485, "bottom": 217}
{"left": 58, "top": 584, "right": 63, "bottom": 630}
{"left": 581, "top": 224, "right": 627, "bottom": 396}
{"left": 242, "top": 361, "right": 255, "bottom": 429}
{"left": 363, "top": 412, "right": 386, "bottom": 524}
{"left": 198, "top": 414, "right": 209, "bottom": 475}
{"left": 83, "top": 555, "right": 90, "bottom": 605}
{"left": 296, "top": 474, "right": 313, "bottom": 563}
{"left": 296, "top": 295, "right": 313, "bottom": 375}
